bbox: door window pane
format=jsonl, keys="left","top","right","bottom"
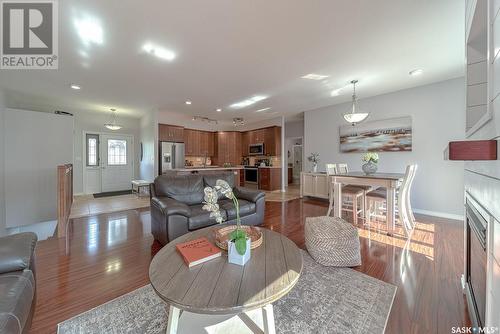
{"left": 108, "top": 139, "right": 127, "bottom": 165}
{"left": 86, "top": 134, "right": 99, "bottom": 166}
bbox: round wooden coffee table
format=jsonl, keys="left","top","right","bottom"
{"left": 149, "top": 225, "right": 303, "bottom": 334}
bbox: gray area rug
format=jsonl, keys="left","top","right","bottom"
{"left": 58, "top": 252, "right": 396, "bottom": 334}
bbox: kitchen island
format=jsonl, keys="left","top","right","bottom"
{"left": 163, "top": 166, "right": 244, "bottom": 186}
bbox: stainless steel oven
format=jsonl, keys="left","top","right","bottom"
{"left": 464, "top": 196, "right": 487, "bottom": 329}
{"left": 249, "top": 143, "right": 265, "bottom": 156}
{"left": 244, "top": 167, "right": 258, "bottom": 184}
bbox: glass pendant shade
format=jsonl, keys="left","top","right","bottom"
{"left": 343, "top": 80, "right": 369, "bottom": 125}
{"left": 104, "top": 109, "right": 122, "bottom": 130}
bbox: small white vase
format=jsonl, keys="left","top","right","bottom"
{"left": 228, "top": 238, "right": 251, "bottom": 266}
{"left": 313, "top": 164, "right": 318, "bottom": 173}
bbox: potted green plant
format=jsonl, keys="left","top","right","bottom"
{"left": 362, "top": 152, "right": 379, "bottom": 175}
{"left": 202, "top": 179, "right": 250, "bottom": 265}
{"left": 307, "top": 152, "right": 320, "bottom": 173}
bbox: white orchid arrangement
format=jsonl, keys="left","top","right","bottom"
{"left": 362, "top": 152, "right": 379, "bottom": 163}
{"left": 307, "top": 152, "right": 320, "bottom": 166}
{"left": 202, "top": 179, "right": 247, "bottom": 255}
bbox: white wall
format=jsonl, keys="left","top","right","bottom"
{"left": 4, "top": 108, "right": 73, "bottom": 228}
{"left": 139, "top": 112, "right": 156, "bottom": 181}
{"left": 304, "top": 78, "right": 465, "bottom": 218}
{"left": 73, "top": 111, "right": 141, "bottom": 194}
{"left": 0, "top": 91, "right": 5, "bottom": 236}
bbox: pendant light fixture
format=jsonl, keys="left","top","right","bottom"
{"left": 104, "top": 108, "right": 123, "bottom": 130}
{"left": 343, "top": 80, "right": 369, "bottom": 126}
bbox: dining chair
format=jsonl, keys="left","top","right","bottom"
{"left": 366, "top": 164, "right": 418, "bottom": 233}
{"left": 326, "top": 163, "right": 366, "bottom": 225}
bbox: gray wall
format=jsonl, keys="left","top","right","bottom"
{"left": 304, "top": 78, "right": 465, "bottom": 218}
{"left": 73, "top": 111, "right": 141, "bottom": 194}
{"left": 0, "top": 91, "right": 5, "bottom": 236}
{"left": 4, "top": 108, "right": 73, "bottom": 228}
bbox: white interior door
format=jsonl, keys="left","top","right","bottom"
{"left": 100, "top": 134, "right": 133, "bottom": 192}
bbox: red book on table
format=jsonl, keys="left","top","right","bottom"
{"left": 176, "top": 237, "right": 222, "bottom": 267}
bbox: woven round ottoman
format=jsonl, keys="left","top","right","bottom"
{"left": 305, "top": 216, "right": 361, "bottom": 267}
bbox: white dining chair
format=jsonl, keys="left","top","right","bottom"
{"left": 326, "top": 163, "right": 366, "bottom": 225}
{"left": 365, "top": 164, "right": 418, "bottom": 234}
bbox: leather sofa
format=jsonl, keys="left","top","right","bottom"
{"left": 0, "top": 232, "right": 37, "bottom": 334}
{"left": 150, "top": 172, "right": 265, "bottom": 245}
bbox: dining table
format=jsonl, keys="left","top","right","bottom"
{"left": 326, "top": 172, "right": 406, "bottom": 235}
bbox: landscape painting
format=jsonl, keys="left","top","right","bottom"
{"left": 339, "top": 116, "right": 412, "bottom": 153}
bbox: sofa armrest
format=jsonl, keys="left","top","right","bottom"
{"left": 151, "top": 197, "right": 191, "bottom": 217}
{"left": 234, "top": 187, "right": 265, "bottom": 203}
{"left": 0, "top": 232, "right": 37, "bottom": 274}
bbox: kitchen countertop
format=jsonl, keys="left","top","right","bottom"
{"left": 174, "top": 166, "right": 244, "bottom": 172}
{"left": 257, "top": 166, "right": 281, "bottom": 169}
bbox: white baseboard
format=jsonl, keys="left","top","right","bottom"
{"left": 412, "top": 208, "right": 463, "bottom": 221}
{"left": 73, "top": 192, "right": 85, "bottom": 196}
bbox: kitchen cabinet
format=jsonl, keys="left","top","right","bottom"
{"left": 184, "top": 129, "right": 200, "bottom": 155}
{"left": 184, "top": 129, "right": 215, "bottom": 156}
{"left": 243, "top": 126, "right": 282, "bottom": 156}
{"left": 264, "top": 126, "right": 281, "bottom": 156}
{"left": 159, "top": 124, "right": 184, "bottom": 142}
{"left": 241, "top": 131, "right": 250, "bottom": 156}
{"left": 300, "top": 172, "right": 329, "bottom": 199}
{"left": 258, "top": 167, "right": 281, "bottom": 191}
{"left": 214, "top": 131, "right": 242, "bottom": 166}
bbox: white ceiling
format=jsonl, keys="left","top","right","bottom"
{"left": 0, "top": 0, "right": 464, "bottom": 122}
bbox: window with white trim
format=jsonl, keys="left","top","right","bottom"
{"left": 107, "top": 139, "right": 127, "bottom": 165}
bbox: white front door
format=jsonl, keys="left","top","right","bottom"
{"left": 101, "top": 134, "right": 134, "bottom": 192}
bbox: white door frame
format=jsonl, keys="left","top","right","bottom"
{"left": 82, "top": 131, "right": 135, "bottom": 194}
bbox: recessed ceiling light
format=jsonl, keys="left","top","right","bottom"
{"left": 142, "top": 43, "right": 176, "bottom": 61}
{"left": 216, "top": 108, "right": 222, "bottom": 112}
{"left": 256, "top": 107, "right": 271, "bottom": 113}
{"left": 185, "top": 101, "right": 192, "bottom": 105}
{"left": 230, "top": 95, "right": 268, "bottom": 109}
{"left": 409, "top": 69, "right": 423, "bottom": 76}
{"left": 302, "top": 73, "right": 329, "bottom": 80}
{"left": 74, "top": 16, "right": 104, "bottom": 45}
{"left": 70, "top": 84, "right": 81, "bottom": 90}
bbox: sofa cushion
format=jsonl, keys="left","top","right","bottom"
{"left": 0, "top": 270, "right": 35, "bottom": 334}
{"left": 188, "top": 204, "right": 227, "bottom": 230}
{"left": 219, "top": 199, "right": 256, "bottom": 220}
{"left": 154, "top": 174, "right": 204, "bottom": 205}
{"left": 0, "top": 233, "right": 37, "bottom": 274}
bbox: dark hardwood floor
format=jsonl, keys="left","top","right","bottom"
{"left": 30, "top": 199, "right": 470, "bottom": 333}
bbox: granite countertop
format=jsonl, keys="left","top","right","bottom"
{"left": 257, "top": 166, "right": 281, "bottom": 169}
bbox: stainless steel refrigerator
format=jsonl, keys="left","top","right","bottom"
{"left": 160, "top": 142, "right": 185, "bottom": 173}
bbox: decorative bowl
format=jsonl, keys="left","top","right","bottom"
{"left": 214, "top": 225, "right": 263, "bottom": 250}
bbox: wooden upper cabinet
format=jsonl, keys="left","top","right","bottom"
{"left": 159, "top": 124, "right": 184, "bottom": 142}
{"left": 264, "top": 126, "right": 281, "bottom": 156}
{"left": 215, "top": 131, "right": 241, "bottom": 165}
{"left": 242, "top": 126, "right": 281, "bottom": 156}
{"left": 241, "top": 132, "right": 249, "bottom": 156}
{"left": 184, "top": 129, "right": 215, "bottom": 156}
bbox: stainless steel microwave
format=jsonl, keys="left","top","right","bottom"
{"left": 249, "top": 143, "right": 265, "bottom": 155}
